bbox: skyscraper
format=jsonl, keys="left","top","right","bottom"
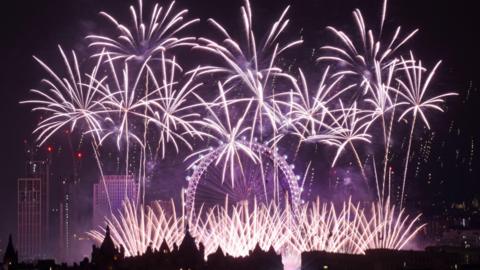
{"left": 92, "top": 175, "right": 138, "bottom": 229}
{"left": 58, "top": 177, "right": 72, "bottom": 262}
{"left": 17, "top": 160, "right": 50, "bottom": 260}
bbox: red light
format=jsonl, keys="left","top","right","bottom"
{"left": 76, "top": 152, "right": 83, "bottom": 159}
{"left": 47, "top": 146, "right": 53, "bottom": 153}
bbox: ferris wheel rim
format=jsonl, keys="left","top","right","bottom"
{"left": 184, "top": 140, "right": 302, "bottom": 220}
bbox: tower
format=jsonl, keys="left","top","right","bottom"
{"left": 2, "top": 235, "right": 18, "bottom": 268}
{"left": 58, "top": 177, "right": 73, "bottom": 262}
{"left": 17, "top": 160, "right": 49, "bottom": 260}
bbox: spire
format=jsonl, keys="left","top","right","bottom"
{"left": 178, "top": 223, "right": 201, "bottom": 257}
{"left": 3, "top": 234, "right": 18, "bottom": 266}
{"left": 6, "top": 235, "right": 14, "bottom": 251}
{"left": 159, "top": 239, "right": 170, "bottom": 254}
{"left": 100, "top": 226, "right": 116, "bottom": 254}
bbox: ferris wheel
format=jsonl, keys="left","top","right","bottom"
{"left": 184, "top": 140, "right": 303, "bottom": 220}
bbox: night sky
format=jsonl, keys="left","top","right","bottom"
{"left": 0, "top": 0, "right": 478, "bottom": 246}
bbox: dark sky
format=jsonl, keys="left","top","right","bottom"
{"left": 0, "top": 0, "right": 478, "bottom": 245}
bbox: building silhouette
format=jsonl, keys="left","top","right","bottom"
{"left": 92, "top": 175, "right": 138, "bottom": 229}
{"left": 17, "top": 159, "right": 50, "bottom": 261}
{"left": 2, "top": 235, "right": 18, "bottom": 269}
{"left": 4, "top": 229, "right": 480, "bottom": 270}
{"left": 90, "top": 226, "right": 124, "bottom": 269}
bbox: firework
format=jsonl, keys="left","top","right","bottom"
{"left": 193, "top": 199, "right": 292, "bottom": 257}
{"left": 193, "top": 0, "right": 302, "bottom": 140}
{"left": 364, "top": 59, "right": 398, "bottom": 127}
{"left": 318, "top": 0, "right": 417, "bottom": 88}
{"left": 95, "top": 53, "right": 152, "bottom": 149}
{"left": 187, "top": 83, "right": 259, "bottom": 187}
{"left": 291, "top": 198, "right": 362, "bottom": 254}
{"left": 21, "top": 46, "right": 106, "bottom": 145}
{"left": 90, "top": 197, "right": 425, "bottom": 258}
{"left": 24, "top": 0, "right": 457, "bottom": 259}
{"left": 354, "top": 196, "right": 426, "bottom": 251}
{"left": 88, "top": 199, "right": 186, "bottom": 257}
{"left": 306, "top": 101, "right": 373, "bottom": 185}
{"left": 395, "top": 53, "right": 457, "bottom": 208}
{"left": 22, "top": 46, "right": 115, "bottom": 211}
{"left": 275, "top": 67, "right": 355, "bottom": 140}
{"left": 145, "top": 53, "right": 205, "bottom": 159}
{"left": 87, "top": 0, "right": 199, "bottom": 61}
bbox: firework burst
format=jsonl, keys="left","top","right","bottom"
{"left": 87, "top": 0, "right": 199, "bottom": 61}
{"left": 318, "top": 0, "right": 417, "bottom": 88}
{"left": 186, "top": 83, "right": 259, "bottom": 187}
{"left": 193, "top": 0, "right": 302, "bottom": 140}
{"left": 22, "top": 46, "right": 107, "bottom": 145}
{"left": 395, "top": 53, "right": 457, "bottom": 207}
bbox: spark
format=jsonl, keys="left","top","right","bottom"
{"left": 90, "top": 197, "right": 425, "bottom": 258}
{"left": 193, "top": 0, "right": 302, "bottom": 140}
{"left": 87, "top": 0, "right": 199, "bottom": 62}
{"left": 354, "top": 196, "right": 426, "bottom": 251}
{"left": 88, "top": 199, "right": 186, "bottom": 257}
{"left": 145, "top": 52, "right": 205, "bottom": 159}
{"left": 22, "top": 46, "right": 106, "bottom": 145}
{"left": 276, "top": 67, "right": 355, "bottom": 140}
{"left": 306, "top": 101, "right": 373, "bottom": 184}
{"left": 318, "top": 0, "right": 417, "bottom": 89}
{"left": 22, "top": 46, "right": 114, "bottom": 211}
{"left": 396, "top": 52, "right": 457, "bottom": 208}
{"left": 187, "top": 83, "right": 260, "bottom": 187}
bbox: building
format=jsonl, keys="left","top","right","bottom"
{"left": 435, "top": 229, "right": 480, "bottom": 248}
{"left": 92, "top": 175, "right": 138, "bottom": 229}
{"left": 17, "top": 159, "right": 50, "bottom": 261}
{"left": 58, "top": 177, "right": 73, "bottom": 262}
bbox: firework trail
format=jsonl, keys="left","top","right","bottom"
{"left": 361, "top": 59, "right": 400, "bottom": 197}
{"left": 354, "top": 196, "right": 426, "bottom": 251}
{"left": 395, "top": 53, "right": 457, "bottom": 208}
{"left": 193, "top": 0, "right": 302, "bottom": 140}
{"left": 89, "top": 51, "right": 205, "bottom": 202}
{"left": 92, "top": 53, "right": 155, "bottom": 198}
{"left": 145, "top": 53, "right": 206, "bottom": 160}
{"left": 87, "top": 0, "right": 199, "bottom": 62}
{"left": 276, "top": 67, "right": 355, "bottom": 140}
{"left": 186, "top": 82, "right": 259, "bottom": 187}
{"left": 141, "top": 53, "right": 206, "bottom": 202}
{"left": 318, "top": 0, "right": 417, "bottom": 90}
{"left": 22, "top": 46, "right": 114, "bottom": 211}
{"left": 88, "top": 199, "right": 186, "bottom": 257}
{"left": 194, "top": 199, "right": 292, "bottom": 257}
{"left": 90, "top": 197, "right": 425, "bottom": 258}
{"left": 306, "top": 101, "right": 373, "bottom": 187}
